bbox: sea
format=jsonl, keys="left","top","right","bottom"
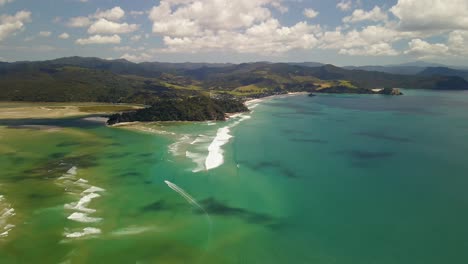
{"left": 1, "top": 89, "right": 468, "bottom": 263}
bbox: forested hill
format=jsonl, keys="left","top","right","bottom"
{"left": 1, "top": 57, "right": 468, "bottom": 103}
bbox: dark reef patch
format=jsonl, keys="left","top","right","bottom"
{"left": 16, "top": 154, "right": 98, "bottom": 182}
{"left": 337, "top": 150, "right": 395, "bottom": 160}
{"left": 290, "top": 138, "right": 328, "bottom": 144}
{"left": 240, "top": 160, "right": 299, "bottom": 179}
{"left": 196, "top": 197, "right": 278, "bottom": 228}
{"left": 49, "top": 152, "right": 68, "bottom": 159}
{"left": 355, "top": 131, "right": 410, "bottom": 143}
{"left": 142, "top": 200, "right": 172, "bottom": 212}
{"left": 105, "top": 152, "right": 131, "bottom": 159}
{"left": 56, "top": 141, "right": 81, "bottom": 147}
{"left": 118, "top": 171, "right": 142, "bottom": 178}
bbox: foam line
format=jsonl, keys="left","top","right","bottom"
{"left": 65, "top": 227, "right": 101, "bottom": 238}
{"left": 67, "top": 212, "right": 102, "bottom": 223}
{"left": 205, "top": 126, "right": 232, "bottom": 170}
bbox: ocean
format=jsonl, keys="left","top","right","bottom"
{"left": 1, "top": 89, "right": 468, "bottom": 263}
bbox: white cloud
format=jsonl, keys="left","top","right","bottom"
{"left": 88, "top": 18, "right": 139, "bottom": 34}
{"left": 303, "top": 8, "right": 319, "bottom": 19}
{"left": 113, "top": 46, "right": 145, "bottom": 52}
{"left": 391, "top": 0, "right": 468, "bottom": 31}
{"left": 0, "top": 10, "right": 32, "bottom": 41}
{"left": 337, "top": 0, "right": 352, "bottom": 11}
{"left": 93, "top": 6, "right": 125, "bottom": 21}
{"left": 76, "top": 34, "right": 121, "bottom": 45}
{"left": 148, "top": 0, "right": 320, "bottom": 54}
{"left": 404, "top": 39, "right": 449, "bottom": 58}
{"left": 67, "top": 16, "right": 92, "bottom": 28}
{"left": 120, "top": 52, "right": 152, "bottom": 62}
{"left": 0, "top": 0, "right": 14, "bottom": 6}
{"left": 448, "top": 30, "right": 468, "bottom": 55}
{"left": 343, "top": 6, "right": 387, "bottom": 23}
{"left": 58, "top": 32, "right": 70, "bottom": 39}
{"left": 320, "top": 25, "right": 408, "bottom": 51}
{"left": 149, "top": 0, "right": 276, "bottom": 36}
{"left": 39, "top": 31, "right": 51, "bottom": 37}
{"left": 339, "top": 43, "right": 399, "bottom": 56}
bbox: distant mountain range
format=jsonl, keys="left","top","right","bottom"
{"left": 0, "top": 57, "right": 467, "bottom": 103}
{"left": 343, "top": 61, "right": 468, "bottom": 79}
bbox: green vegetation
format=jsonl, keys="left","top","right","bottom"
{"left": 77, "top": 105, "right": 143, "bottom": 113}
{"left": 0, "top": 57, "right": 467, "bottom": 106}
{"left": 106, "top": 96, "right": 248, "bottom": 125}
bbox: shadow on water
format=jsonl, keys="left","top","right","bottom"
{"left": 8, "top": 154, "right": 99, "bottom": 182}
{"left": 0, "top": 115, "right": 106, "bottom": 129}
{"left": 141, "top": 198, "right": 282, "bottom": 230}
{"left": 118, "top": 171, "right": 143, "bottom": 178}
{"left": 354, "top": 131, "right": 411, "bottom": 143}
{"left": 197, "top": 197, "right": 281, "bottom": 229}
{"left": 142, "top": 199, "right": 174, "bottom": 212}
{"left": 241, "top": 160, "right": 299, "bottom": 179}
{"left": 3, "top": 152, "right": 28, "bottom": 165}
{"left": 336, "top": 150, "right": 395, "bottom": 160}
{"left": 290, "top": 138, "right": 328, "bottom": 144}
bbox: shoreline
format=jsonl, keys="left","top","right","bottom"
{"left": 244, "top": 92, "right": 309, "bottom": 106}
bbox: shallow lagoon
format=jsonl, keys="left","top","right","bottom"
{"left": 1, "top": 90, "right": 468, "bottom": 263}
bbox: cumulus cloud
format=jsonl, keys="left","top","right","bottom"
{"left": 391, "top": 0, "right": 468, "bottom": 31}
{"left": 448, "top": 30, "right": 468, "bottom": 55}
{"left": 120, "top": 52, "right": 152, "bottom": 62}
{"left": 67, "top": 6, "right": 126, "bottom": 29}
{"left": 76, "top": 34, "right": 121, "bottom": 45}
{"left": 0, "top": 10, "right": 32, "bottom": 41}
{"left": 339, "top": 43, "right": 399, "bottom": 56}
{"left": 404, "top": 39, "right": 449, "bottom": 58}
{"left": 149, "top": 0, "right": 276, "bottom": 35}
{"left": 320, "top": 25, "right": 409, "bottom": 51}
{"left": 0, "top": 0, "right": 14, "bottom": 6}
{"left": 337, "top": 0, "right": 352, "bottom": 11}
{"left": 304, "top": 8, "right": 319, "bottom": 19}
{"left": 67, "top": 16, "right": 92, "bottom": 28}
{"left": 148, "top": 0, "right": 320, "bottom": 54}
{"left": 160, "top": 19, "right": 319, "bottom": 55}
{"left": 58, "top": 32, "right": 69, "bottom": 39}
{"left": 39, "top": 31, "right": 51, "bottom": 37}
{"left": 93, "top": 6, "right": 125, "bottom": 21}
{"left": 343, "top": 6, "right": 387, "bottom": 23}
{"left": 88, "top": 18, "right": 139, "bottom": 34}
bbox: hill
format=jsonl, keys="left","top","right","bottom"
{"left": 1, "top": 57, "right": 467, "bottom": 104}
{"left": 419, "top": 67, "right": 468, "bottom": 81}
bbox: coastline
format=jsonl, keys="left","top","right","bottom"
{"left": 245, "top": 92, "right": 309, "bottom": 106}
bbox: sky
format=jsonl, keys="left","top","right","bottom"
{"left": 1, "top": 0, "right": 468, "bottom": 66}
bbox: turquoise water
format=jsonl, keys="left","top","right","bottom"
{"left": 1, "top": 90, "right": 468, "bottom": 263}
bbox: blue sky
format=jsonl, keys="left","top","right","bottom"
{"left": 1, "top": 0, "right": 467, "bottom": 66}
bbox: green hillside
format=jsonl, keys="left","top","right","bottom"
{"left": 1, "top": 57, "right": 467, "bottom": 103}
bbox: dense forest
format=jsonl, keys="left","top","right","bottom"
{"left": 106, "top": 96, "right": 249, "bottom": 125}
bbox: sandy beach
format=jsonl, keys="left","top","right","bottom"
{"left": 0, "top": 102, "right": 143, "bottom": 120}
